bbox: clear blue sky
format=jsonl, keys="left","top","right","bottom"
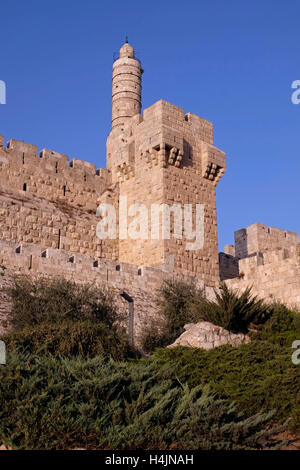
{"left": 0, "top": 0, "right": 299, "bottom": 250}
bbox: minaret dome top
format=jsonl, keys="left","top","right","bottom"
{"left": 119, "top": 42, "right": 135, "bottom": 59}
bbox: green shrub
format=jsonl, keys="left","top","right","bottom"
{"left": 251, "top": 303, "right": 300, "bottom": 346}
{"left": 2, "top": 319, "right": 135, "bottom": 361}
{"left": 152, "top": 341, "right": 300, "bottom": 431}
{"left": 190, "top": 283, "right": 270, "bottom": 334}
{"left": 140, "top": 280, "right": 205, "bottom": 352}
{"left": 9, "top": 276, "right": 119, "bottom": 330}
{"left": 140, "top": 281, "right": 270, "bottom": 352}
{"left": 1, "top": 276, "right": 136, "bottom": 360}
{"left": 0, "top": 353, "right": 282, "bottom": 450}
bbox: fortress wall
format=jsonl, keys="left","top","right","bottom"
{"left": 117, "top": 163, "right": 166, "bottom": 267}
{"left": 0, "top": 135, "right": 119, "bottom": 261}
{"left": 0, "top": 136, "right": 111, "bottom": 211}
{"left": 235, "top": 223, "right": 299, "bottom": 259}
{"left": 219, "top": 252, "right": 239, "bottom": 280}
{"left": 225, "top": 245, "right": 300, "bottom": 309}
{"left": 0, "top": 239, "right": 212, "bottom": 342}
{"left": 0, "top": 191, "right": 118, "bottom": 261}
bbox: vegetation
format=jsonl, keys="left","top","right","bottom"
{"left": 141, "top": 280, "right": 271, "bottom": 352}
{"left": 2, "top": 277, "right": 136, "bottom": 360}
{"left": 140, "top": 279, "right": 202, "bottom": 351}
{"left": 152, "top": 341, "right": 300, "bottom": 431}
{"left": 250, "top": 303, "right": 300, "bottom": 346}
{"left": 189, "top": 283, "right": 270, "bottom": 333}
{"left": 0, "top": 275, "right": 299, "bottom": 449}
{"left": 8, "top": 277, "right": 118, "bottom": 330}
{"left": 0, "top": 353, "right": 282, "bottom": 450}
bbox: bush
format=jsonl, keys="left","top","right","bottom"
{"left": 152, "top": 340, "right": 300, "bottom": 431}
{"left": 9, "top": 276, "right": 119, "bottom": 330}
{"left": 189, "top": 283, "right": 270, "bottom": 334}
{"left": 1, "top": 276, "right": 136, "bottom": 360}
{"left": 140, "top": 281, "right": 270, "bottom": 352}
{"left": 0, "top": 352, "right": 282, "bottom": 450}
{"left": 251, "top": 303, "right": 300, "bottom": 346}
{"left": 140, "top": 279, "right": 204, "bottom": 352}
{"left": 3, "top": 319, "right": 135, "bottom": 361}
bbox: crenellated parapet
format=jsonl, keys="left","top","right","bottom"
{"left": 0, "top": 135, "right": 111, "bottom": 211}
{"left": 221, "top": 224, "right": 300, "bottom": 309}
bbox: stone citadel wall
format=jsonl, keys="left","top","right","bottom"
{"left": 0, "top": 135, "right": 118, "bottom": 261}
{"left": 220, "top": 223, "right": 300, "bottom": 309}
{"left": 0, "top": 239, "right": 213, "bottom": 342}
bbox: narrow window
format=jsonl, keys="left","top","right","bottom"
{"left": 23, "top": 183, "right": 27, "bottom": 191}
{"left": 57, "top": 229, "right": 61, "bottom": 249}
{"left": 63, "top": 185, "right": 66, "bottom": 196}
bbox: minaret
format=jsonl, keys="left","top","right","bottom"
{"left": 111, "top": 39, "right": 143, "bottom": 128}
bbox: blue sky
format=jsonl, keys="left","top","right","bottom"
{"left": 0, "top": 0, "right": 299, "bottom": 250}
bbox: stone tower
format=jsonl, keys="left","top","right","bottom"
{"left": 105, "top": 40, "right": 226, "bottom": 287}
{"left": 111, "top": 40, "right": 143, "bottom": 129}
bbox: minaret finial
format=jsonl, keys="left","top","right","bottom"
{"left": 125, "top": 35, "right": 128, "bottom": 44}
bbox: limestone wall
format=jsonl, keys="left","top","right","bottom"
{"left": 234, "top": 223, "right": 299, "bottom": 259}
{"left": 0, "top": 135, "right": 119, "bottom": 261}
{"left": 0, "top": 239, "right": 213, "bottom": 342}
{"left": 0, "top": 136, "right": 110, "bottom": 210}
{"left": 106, "top": 100, "right": 226, "bottom": 286}
{"left": 225, "top": 245, "right": 300, "bottom": 309}
{"left": 219, "top": 252, "right": 239, "bottom": 280}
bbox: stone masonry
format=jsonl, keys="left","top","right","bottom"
{"left": 0, "top": 41, "right": 299, "bottom": 342}
{"left": 220, "top": 223, "right": 300, "bottom": 309}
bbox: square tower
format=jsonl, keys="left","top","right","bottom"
{"left": 102, "top": 42, "right": 226, "bottom": 287}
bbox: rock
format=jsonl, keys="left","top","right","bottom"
{"left": 168, "top": 321, "right": 250, "bottom": 350}
{"left": 0, "top": 444, "right": 11, "bottom": 450}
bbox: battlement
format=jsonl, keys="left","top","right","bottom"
{"left": 1, "top": 135, "right": 108, "bottom": 176}
{"left": 221, "top": 224, "right": 300, "bottom": 309}
{"left": 0, "top": 134, "right": 111, "bottom": 211}
{"left": 106, "top": 99, "right": 222, "bottom": 181}
{"left": 234, "top": 223, "right": 299, "bottom": 259}
{"left": 0, "top": 238, "right": 171, "bottom": 281}
{"left": 224, "top": 243, "right": 300, "bottom": 309}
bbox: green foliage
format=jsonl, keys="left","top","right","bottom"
{"left": 0, "top": 264, "right": 5, "bottom": 276}
{"left": 3, "top": 319, "right": 135, "bottom": 361}
{"left": 1, "top": 276, "right": 135, "bottom": 360}
{"left": 152, "top": 340, "right": 300, "bottom": 431}
{"left": 9, "top": 276, "right": 119, "bottom": 330}
{"left": 251, "top": 303, "right": 300, "bottom": 346}
{"left": 0, "top": 353, "right": 282, "bottom": 450}
{"left": 140, "top": 279, "right": 204, "bottom": 352}
{"left": 190, "top": 283, "right": 270, "bottom": 334}
{"left": 140, "top": 281, "right": 270, "bottom": 352}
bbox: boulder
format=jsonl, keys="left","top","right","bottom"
{"left": 168, "top": 321, "right": 250, "bottom": 350}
